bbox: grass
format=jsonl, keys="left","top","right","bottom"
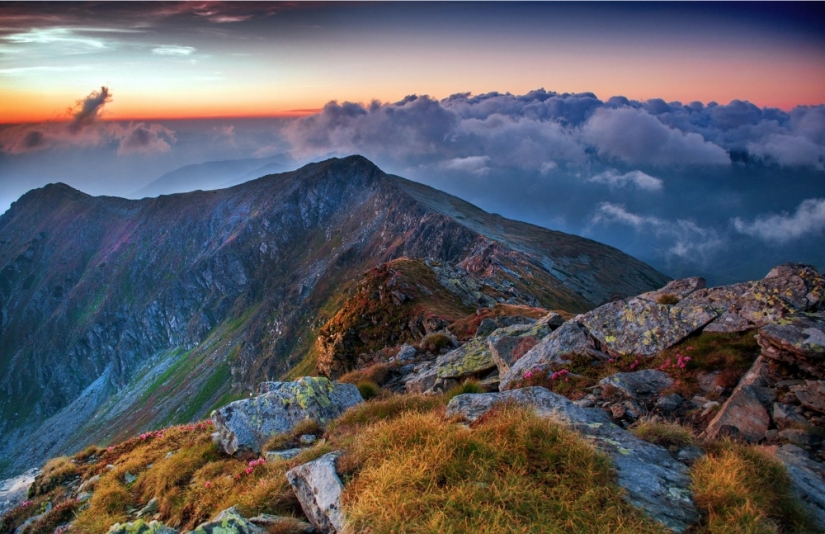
{"left": 691, "top": 440, "right": 818, "bottom": 533}
{"left": 29, "top": 456, "right": 80, "bottom": 497}
{"left": 444, "top": 379, "right": 486, "bottom": 402}
{"left": 657, "top": 294, "right": 681, "bottom": 305}
{"left": 356, "top": 381, "right": 381, "bottom": 400}
{"left": 630, "top": 418, "right": 696, "bottom": 452}
{"left": 338, "top": 403, "right": 667, "bottom": 534}
{"left": 339, "top": 363, "right": 391, "bottom": 386}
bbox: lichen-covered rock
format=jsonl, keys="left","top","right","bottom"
{"left": 599, "top": 370, "right": 674, "bottom": 400}
{"left": 758, "top": 313, "right": 825, "bottom": 376}
{"left": 768, "top": 444, "right": 825, "bottom": 530}
{"left": 190, "top": 507, "right": 265, "bottom": 534}
{"left": 446, "top": 387, "right": 699, "bottom": 532}
{"left": 107, "top": 519, "right": 178, "bottom": 534}
{"left": 638, "top": 277, "right": 706, "bottom": 303}
{"left": 211, "top": 377, "right": 361, "bottom": 456}
{"left": 286, "top": 452, "right": 346, "bottom": 534}
{"left": 580, "top": 297, "right": 718, "bottom": 358}
{"left": 791, "top": 381, "right": 825, "bottom": 414}
{"left": 499, "top": 321, "right": 598, "bottom": 390}
{"left": 488, "top": 334, "right": 540, "bottom": 377}
{"left": 436, "top": 321, "right": 550, "bottom": 381}
{"left": 703, "top": 311, "right": 754, "bottom": 333}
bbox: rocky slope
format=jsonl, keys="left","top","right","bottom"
{"left": 0, "top": 155, "right": 668, "bottom": 477}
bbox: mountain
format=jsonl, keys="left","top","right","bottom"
{"left": 0, "top": 155, "right": 668, "bottom": 476}
{"left": 131, "top": 155, "right": 293, "bottom": 198}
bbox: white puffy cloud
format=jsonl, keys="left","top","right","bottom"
{"left": 733, "top": 198, "right": 825, "bottom": 242}
{"left": 588, "top": 169, "right": 663, "bottom": 191}
{"left": 151, "top": 45, "right": 195, "bottom": 56}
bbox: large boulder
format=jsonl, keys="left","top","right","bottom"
{"left": 286, "top": 452, "right": 346, "bottom": 534}
{"left": 499, "top": 321, "right": 599, "bottom": 390}
{"left": 758, "top": 313, "right": 825, "bottom": 376}
{"left": 702, "top": 357, "right": 772, "bottom": 443}
{"left": 190, "top": 507, "right": 265, "bottom": 534}
{"left": 107, "top": 520, "right": 178, "bottom": 534}
{"left": 580, "top": 297, "right": 718, "bottom": 358}
{"left": 211, "top": 377, "right": 362, "bottom": 456}
{"left": 599, "top": 370, "right": 674, "bottom": 400}
{"left": 445, "top": 387, "right": 699, "bottom": 532}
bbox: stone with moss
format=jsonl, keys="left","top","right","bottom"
{"left": 211, "top": 377, "right": 361, "bottom": 456}
{"left": 107, "top": 519, "right": 178, "bottom": 534}
{"left": 189, "top": 507, "right": 265, "bottom": 534}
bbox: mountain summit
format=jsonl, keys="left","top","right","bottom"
{"left": 0, "top": 155, "right": 667, "bottom": 475}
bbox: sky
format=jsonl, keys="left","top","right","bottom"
{"left": 1, "top": 1, "right": 824, "bottom": 285}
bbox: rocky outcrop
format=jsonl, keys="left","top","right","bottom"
{"left": 637, "top": 277, "right": 706, "bottom": 303}
{"left": 211, "top": 378, "right": 361, "bottom": 456}
{"left": 445, "top": 387, "right": 699, "bottom": 532}
{"left": 107, "top": 519, "right": 178, "bottom": 534}
{"left": 286, "top": 452, "right": 346, "bottom": 534}
{"left": 758, "top": 313, "right": 825, "bottom": 376}
{"left": 189, "top": 507, "right": 265, "bottom": 534}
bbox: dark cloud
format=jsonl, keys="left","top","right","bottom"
{"left": 22, "top": 131, "right": 45, "bottom": 150}
{"left": 68, "top": 86, "right": 111, "bottom": 134}
{"left": 115, "top": 123, "right": 175, "bottom": 155}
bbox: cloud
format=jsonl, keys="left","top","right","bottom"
{"left": 115, "top": 123, "right": 175, "bottom": 155}
{"left": 582, "top": 107, "right": 731, "bottom": 166}
{"left": 69, "top": 86, "right": 111, "bottom": 133}
{"left": 588, "top": 169, "right": 663, "bottom": 191}
{"left": 441, "top": 156, "right": 490, "bottom": 175}
{"left": 592, "top": 202, "right": 724, "bottom": 262}
{"left": 152, "top": 45, "right": 195, "bottom": 56}
{"left": 733, "top": 198, "right": 825, "bottom": 242}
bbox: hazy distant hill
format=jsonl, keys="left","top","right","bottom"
{"left": 0, "top": 155, "right": 668, "bottom": 475}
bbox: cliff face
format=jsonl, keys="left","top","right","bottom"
{"left": 0, "top": 155, "right": 668, "bottom": 475}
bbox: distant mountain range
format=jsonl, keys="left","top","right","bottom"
{"left": 0, "top": 155, "right": 668, "bottom": 476}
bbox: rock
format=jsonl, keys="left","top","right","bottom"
{"left": 675, "top": 445, "right": 704, "bottom": 466}
{"left": 475, "top": 318, "right": 500, "bottom": 338}
{"left": 790, "top": 381, "right": 825, "bottom": 414}
{"left": 437, "top": 321, "right": 549, "bottom": 381}
{"left": 286, "top": 452, "right": 346, "bottom": 534}
{"left": 446, "top": 387, "right": 699, "bottom": 532}
{"left": 0, "top": 468, "right": 38, "bottom": 517}
{"left": 638, "top": 277, "right": 706, "bottom": 303}
{"left": 536, "top": 311, "right": 565, "bottom": 329}
{"left": 107, "top": 519, "right": 178, "bottom": 534}
{"left": 779, "top": 429, "right": 820, "bottom": 448}
{"left": 404, "top": 365, "right": 437, "bottom": 394}
{"left": 657, "top": 394, "right": 684, "bottom": 413}
{"left": 396, "top": 343, "right": 417, "bottom": 361}
{"left": 702, "top": 386, "right": 770, "bottom": 443}
{"left": 769, "top": 444, "right": 825, "bottom": 530}
{"left": 488, "top": 334, "right": 539, "bottom": 377}
{"left": 248, "top": 514, "right": 317, "bottom": 533}
{"left": 610, "top": 403, "right": 626, "bottom": 419}
{"left": 124, "top": 472, "right": 137, "bottom": 484}
{"left": 299, "top": 434, "right": 317, "bottom": 446}
{"left": 703, "top": 311, "right": 754, "bottom": 333}
{"left": 500, "top": 321, "right": 596, "bottom": 390}
{"left": 190, "top": 507, "right": 265, "bottom": 533}
{"left": 758, "top": 314, "right": 825, "bottom": 376}
{"left": 599, "top": 370, "right": 674, "bottom": 400}
{"left": 136, "top": 497, "right": 159, "bottom": 518}
{"left": 773, "top": 402, "right": 808, "bottom": 430}
{"left": 211, "top": 377, "right": 362, "bottom": 456}
{"left": 266, "top": 449, "right": 303, "bottom": 462}
{"left": 581, "top": 297, "right": 718, "bottom": 358}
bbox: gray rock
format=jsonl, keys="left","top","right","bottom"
{"left": 136, "top": 497, "right": 159, "bottom": 518}
{"left": 581, "top": 297, "right": 718, "bottom": 358}
{"left": 500, "top": 321, "right": 596, "bottom": 390}
{"left": 778, "top": 429, "right": 820, "bottom": 447}
{"left": 445, "top": 387, "right": 699, "bottom": 532}
{"left": 0, "top": 468, "right": 38, "bottom": 517}
{"left": 791, "top": 381, "right": 825, "bottom": 414}
{"left": 299, "top": 434, "right": 317, "bottom": 446}
{"left": 396, "top": 343, "right": 417, "bottom": 361}
{"left": 657, "top": 394, "right": 684, "bottom": 413}
{"left": 675, "top": 445, "right": 705, "bottom": 466}
{"left": 488, "top": 334, "right": 540, "bottom": 377}
{"left": 190, "top": 507, "right": 265, "bottom": 533}
{"left": 638, "top": 277, "right": 706, "bottom": 303}
{"left": 758, "top": 313, "right": 825, "bottom": 376}
{"left": 286, "top": 452, "right": 346, "bottom": 534}
{"left": 266, "top": 449, "right": 303, "bottom": 462}
{"left": 211, "top": 377, "right": 362, "bottom": 456}
{"left": 475, "top": 318, "right": 499, "bottom": 338}
{"left": 773, "top": 403, "right": 808, "bottom": 430}
{"left": 404, "top": 365, "right": 437, "bottom": 394}
{"left": 248, "top": 514, "right": 317, "bottom": 533}
{"left": 107, "top": 519, "right": 178, "bottom": 533}
{"left": 703, "top": 311, "right": 754, "bottom": 333}
{"left": 599, "top": 370, "right": 674, "bottom": 399}
{"left": 702, "top": 385, "right": 770, "bottom": 443}
{"left": 770, "top": 444, "right": 825, "bottom": 530}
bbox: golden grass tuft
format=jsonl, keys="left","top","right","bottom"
{"left": 339, "top": 404, "right": 667, "bottom": 534}
{"left": 630, "top": 418, "right": 696, "bottom": 452}
{"left": 444, "top": 378, "right": 485, "bottom": 402}
{"left": 691, "top": 440, "right": 817, "bottom": 533}
{"left": 339, "top": 363, "right": 392, "bottom": 386}
{"left": 29, "top": 456, "right": 80, "bottom": 496}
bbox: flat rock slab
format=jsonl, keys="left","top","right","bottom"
{"left": 446, "top": 387, "right": 699, "bottom": 533}
{"left": 791, "top": 380, "right": 825, "bottom": 414}
{"left": 769, "top": 444, "right": 825, "bottom": 530}
{"left": 499, "top": 321, "right": 596, "bottom": 390}
{"left": 189, "top": 507, "right": 265, "bottom": 534}
{"left": 638, "top": 277, "right": 706, "bottom": 303}
{"left": 211, "top": 377, "right": 361, "bottom": 455}
{"left": 581, "top": 297, "right": 718, "bottom": 358}
{"left": 703, "top": 311, "right": 755, "bottom": 333}
{"left": 437, "top": 322, "right": 551, "bottom": 380}
{"left": 286, "top": 452, "right": 346, "bottom": 534}
{"left": 702, "top": 385, "right": 770, "bottom": 443}
{"left": 600, "top": 370, "right": 674, "bottom": 399}
{"left": 758, "top": 314, "right": 825, "bottom": 376}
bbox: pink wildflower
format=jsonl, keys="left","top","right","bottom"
{"left": 245, "top": 467, "right": 253, "bottom": 475}
{"left": 204, "top": 481, "right": 211, "bottom": 488}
